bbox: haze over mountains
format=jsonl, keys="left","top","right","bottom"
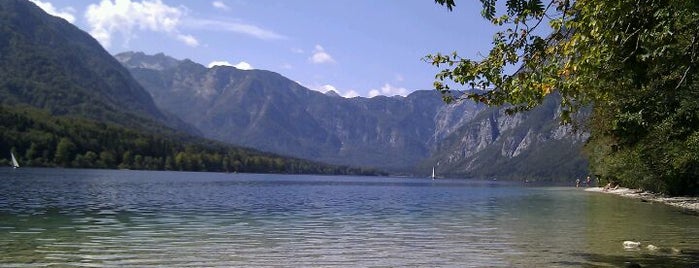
{"left": 118, "top": 52, "right": 589, "bottom": 179}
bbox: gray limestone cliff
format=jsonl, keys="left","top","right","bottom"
{"left": 117, "top": 52, "right": 588, "bottom": 180}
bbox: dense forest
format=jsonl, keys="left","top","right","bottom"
{"left": 430, "top": 0, "right": 699, "bottom": 195}
{"left": 0, "top": 105, "right": 383, "bottom": 176}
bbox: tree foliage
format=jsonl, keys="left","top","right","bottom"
{"left": 428, "top": 0, "right": 699, "bottom": 195}
{"left": 0, "top": 105, "right": 383, "bottom": 176}
{"left": 0, "top": 0, "right": 192, "bottom": 134}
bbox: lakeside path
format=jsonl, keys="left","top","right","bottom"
{"left": 585, "top": 187, "right": 699, "bottom": 213}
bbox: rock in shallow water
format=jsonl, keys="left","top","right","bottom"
{"left": 623, "top": 241, "right": 641, "bottom": 249}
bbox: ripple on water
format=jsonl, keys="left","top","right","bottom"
{"left": 1, "top": 171, "right": 698, "bottom": 267}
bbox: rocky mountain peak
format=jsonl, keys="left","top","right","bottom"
{"left": 114, "top": 51, "right": 182, "bottom": 71}
{"left": 118, "top": 52, "right": 588, "bottom": 179}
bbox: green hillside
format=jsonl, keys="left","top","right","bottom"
{"left": 0, "top": 0, "right": 192, "bottom": 133}
{"left": 0, "top": 105, "right": 380, "bottom": 175}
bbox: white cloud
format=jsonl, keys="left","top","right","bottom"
{"left": 29, "top": 0, "right": 76, "bottom": 23}
{"left": 308, "top": 84, "right": 358, "bottom": 98}
{"left": 368, "top": 83, "right": 409, "bottom": 97}
{"left": 313, "top": 84, "right": 336, "bottom": 93}
{"left": 207, "top": 61, "right": 233, "bottom": 68}
{"left": 309, "top": 45, "right": 335, "bottom": 64}
{"left": 176, "top": 34, "right": 199, "bottom": 47}
{"left": 85, "top": 0, "right": 197, "bottom": 48}
{"left": 84, "top": 0, "right": 284, "bottom": 48}
{"left": 207, "top": 60, "right": 253, "bottom": 70}
{"left": 185, "top": 19, "right": 286, "bottom": 40}
{"left": 307, "top": 82, "right": 409, "bottom": 98}
{"left": 342, "top": 90, "right": 360, "bottom": 98}
{"left": 212, "top": 1, "right": 230, "bottom": 11}
{"left": 233, "top": 61, "right": 253, "bottom": 70}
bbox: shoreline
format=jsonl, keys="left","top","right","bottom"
{"left": 584, "top": 187, "right": 699, "bottom": 213}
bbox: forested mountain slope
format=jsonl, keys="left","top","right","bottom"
{"left": 0, "top": 0, "right": 377, "bottom": 175}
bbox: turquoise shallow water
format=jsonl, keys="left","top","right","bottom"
{"left": 0, "top": 168, "right": 697, "bottom": 267}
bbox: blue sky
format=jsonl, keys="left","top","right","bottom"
{"left": 30, "top": 0, "right": 500, "bottom": 98}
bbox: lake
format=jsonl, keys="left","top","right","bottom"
{"left": 0, "top": 168, "right": 697, "bottom": 267}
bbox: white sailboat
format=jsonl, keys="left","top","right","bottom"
{"left": 431, "top": 166, "right": 436, "bottom": 180}
{"left": 10, "top": 152, "right": 19, "bottom": 168}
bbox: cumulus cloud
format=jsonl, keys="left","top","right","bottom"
{"left": 207, "top": 61, "right": 233, "bottom": 68}
{"left": 85, "top": 0, "right": 197, "bottom": 48}
{"left": 313, "top": 84, "right": 337, "bottom": 93}
{"left": 176, "top": 34, "right": 199, "bottom": 47}
{"left": 308, "top": 84, "right": 358, "bottom": 98}
{"left": 185, "top": 19, "right": 285, "bottom": 40}
{"left": 84, "top": 0, "right": 284, "bottom": 48}
{"left": 212, "top": 1, "right": 230, "bottom": 11}
{"left": 308, "top": 82, "right": 409, "bottom": 98}
{"left": 233, "top": 61, "right": 253, "bottom": 70}
{"left": 368, "top": 83, "right": 409, "bottom": 97}
{"left": 342, "top": 90, "right": 360, "bottom": 98}
{"left": 309, "top": 45, "right": 335, "bottom": 64}
{"left": 29, "top": 0, "right": 76, "bottom": 23}
{"left": 207, "top": 60, "right": 253, "bottom": 70}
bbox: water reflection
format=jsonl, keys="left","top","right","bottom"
{"left": 0, "top": 168, "right": 697, "bottom": 267}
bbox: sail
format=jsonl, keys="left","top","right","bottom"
{"left": 10, "top": 152, "right": 19, "bottom": 168}
{"left": 431, "top": 166, "right": 436, "bottom": 180}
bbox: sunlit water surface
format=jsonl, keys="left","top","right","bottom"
{"left": 0, "top": 168, "right": 697, "bottom": 267}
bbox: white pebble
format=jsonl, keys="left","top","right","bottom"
{"left": 623, "top": 241, "right": 641, "bottom": 249}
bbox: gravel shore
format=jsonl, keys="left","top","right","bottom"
{"left": 585, "top": 187, "right": 699, "bottom": 213}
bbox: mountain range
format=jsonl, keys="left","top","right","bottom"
{"left": 0, "top": 0, "right": 588, "bottom": 180}
{"left": 117, "top": 52, "right": 589, "bottom": 180}
{"left": 0, "top": 0, "right": 373, "bottom": 176}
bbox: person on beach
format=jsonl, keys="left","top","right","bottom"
{"left": 603, "top": 182, "right": 610, "bottom": 191}
{"left": 603, "top": 181, "right": 619, "bottom": 191}
{"left": 586, "top": 176, "right": 591, "bottom": 187}
{"left": 576, "top": 178, "right": 581, "bottom": 188}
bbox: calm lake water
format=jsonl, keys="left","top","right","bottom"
{"left": 0, "top": 168, "right": 697, "bottom": 267}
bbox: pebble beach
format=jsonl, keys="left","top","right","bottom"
{"left": 585, "top": 187, "right": 699, "bottom": 213}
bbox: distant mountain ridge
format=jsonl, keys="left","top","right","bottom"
{"left": 0, "top": 1, "right": 589, "bottom": 179}
{"left": 117, "top": 51, "right": 446, "bottom": 170}
{"left": 119, "top": 52, "right": 589, "bottom": 180}
{"left": 0, "top": 0, "right": 370, "bottom": 176}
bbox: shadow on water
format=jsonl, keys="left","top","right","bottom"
{"left": 571, "top": 251, "right": 699, "bottom": 268}
{"left": 679, "top": 209, "right": 699, "bottom": 217}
